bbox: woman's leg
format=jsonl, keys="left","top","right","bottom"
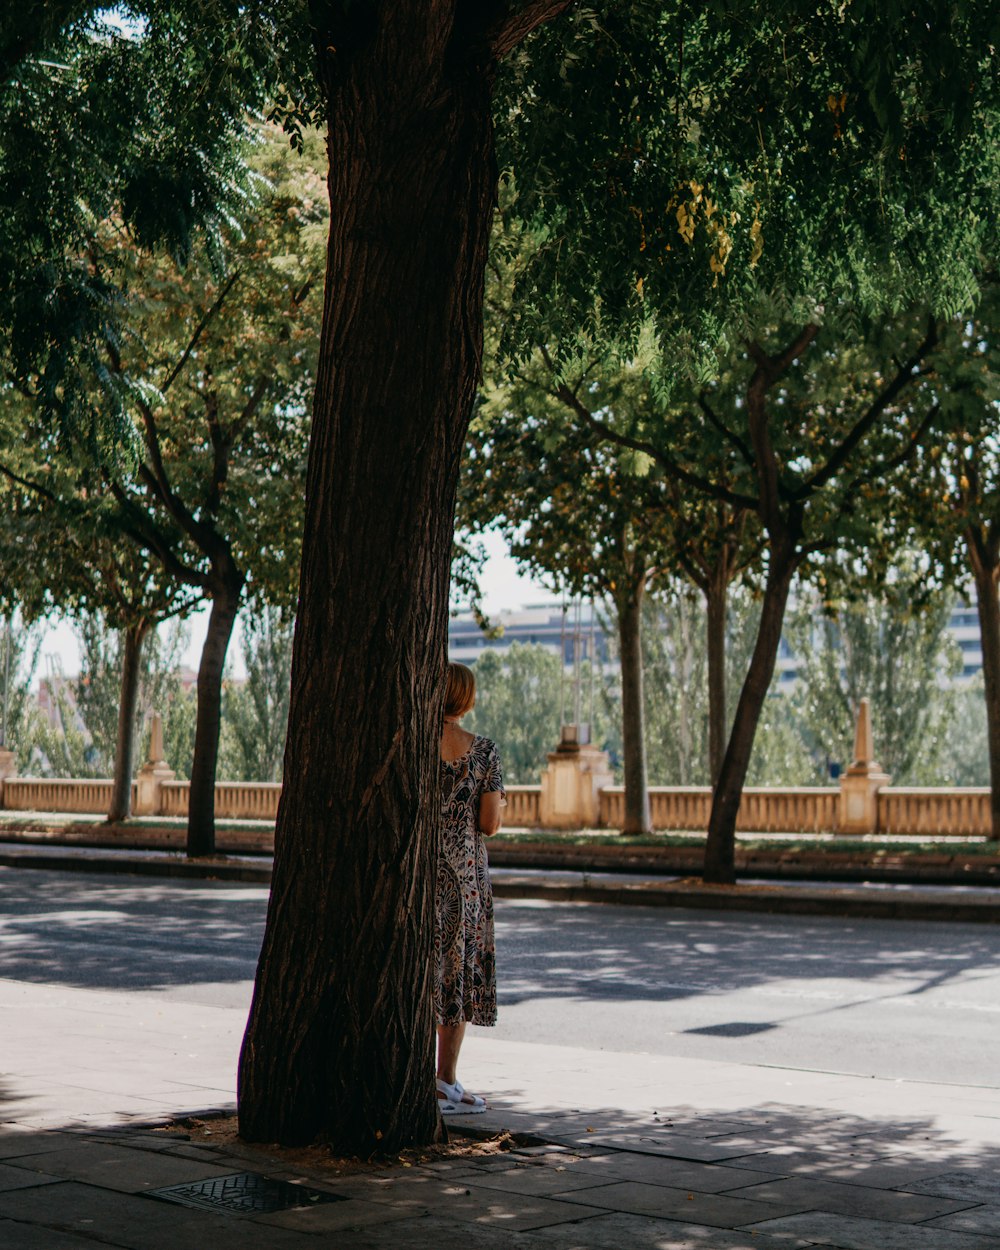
{"left": 436, "top": 1021, "right": 466, "bottom": 1087}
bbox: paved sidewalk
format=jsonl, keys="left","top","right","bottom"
{"left": 1, "top": 977, "right": 999, "bottom": 1247}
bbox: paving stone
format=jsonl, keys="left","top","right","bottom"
{"left": 256, "top": 1196, "right": 428, "bottom": 1234}
{"left": 0, "top": 1216, "right": 108, "bottom": 1249}
{"left": 901, "top": 1170, "right": 1000, "bottom": 1204}
{"left": 535, "top": 1212, "right": 819, "bottom": 1249}
{"left": 0, "top": 1131, "right": 78, "bottom": 1162}
{"left": 586, "top": 1132, "right": 775, "bottom": 1162}
{"left": 364, "top": 1174, "right": 609, "bottom": 1232}
{"left": 0, "top": 1162, "right": 62, "bottom": 1193}
{"left": 561, "top": 1152, "right": 782, "bottom": 1193}
{"left": 0, "top": 1180, "right": 320, "bottom": 1249}
{"left": 924, "top": 1204, "right": 1000, "bottom": 1236}
{"left": 443, "top": 1161, "right": 621, "bottom": 1198}
{"left": 746, "top": 1210, "right": 998, "bottom": 1249}
{"left": 9, "top": 1140, "right": 238, "bottom": 1194}
{"left": 277, "top": 1212, "right": 554, "bottom": 1249}
{"left": 721, "top": 1147, "right": 956, "bottom": 1188}
{"left": 727, "top": 1174, "right": 976, "bottom": 1223}
{"left": 547, "top": 1180, "right": 806, "bottom": 1228}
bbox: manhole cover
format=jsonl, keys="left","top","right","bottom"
{"left": 147, "top": 1172, "right": 347, "bottom": 1215}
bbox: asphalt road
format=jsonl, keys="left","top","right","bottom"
{"left": 0, "top": 866, "right": 996, "bottom": 1088}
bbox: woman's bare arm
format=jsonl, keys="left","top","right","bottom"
{"left": 478, "top": 791, "right": 504, "bottom": 838}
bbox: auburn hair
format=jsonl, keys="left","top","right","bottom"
{"left": 444, "top": 662, "right": 476, "bottom": 719}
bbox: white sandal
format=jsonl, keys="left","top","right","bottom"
{"left": 436, "top": 1077, "right": 487, "bottom": 1114}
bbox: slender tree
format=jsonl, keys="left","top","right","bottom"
{"left": 465, "top": 400, "right": 677, "bottom": 833}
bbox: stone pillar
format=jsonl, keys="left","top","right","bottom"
{"left": 539, "top": 724, "right": 614, "bottom": 830}
{"left": 838, "top": 698, "right": 889, "bottom": 835}
{"left": 134, "top": 712, "right": 176, "bottom": 816}
{"left": 0, "top": 746, "right": 16, "bottom": 811}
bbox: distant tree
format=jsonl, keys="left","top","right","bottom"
{"left": 465, "top": 645, "right": 561, "bottom": 784}
{"left": 786, "top": 578, "right": 960, "bottom": 785}
{"left": 0, "top": 616, "right": 43, "bottom": 771}
{"left": 465, "top": 401, "right": 675, "bottom": 832}
{"left": 465, "top": 643, "right": 615, "bottom": 786}
{"left": 641, "top": 587, "right": 708, "bottom": 786}
{"left": 221, "top": 604, "right": 294, "bottom": 783}
{"left": 32, "top": 611, "right": 192, "bottom": 785}
{"left": 941, "top": 678, "right": 990, "bottom": 788}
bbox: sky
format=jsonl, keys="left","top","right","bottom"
{"left": 36, "top": 531, "right": 552, "bottom": 682}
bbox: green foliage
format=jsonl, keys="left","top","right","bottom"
{"left": 0, "top": 616, "right": 44, "bottom": 770}
{"left": 220, "top": 604, "right": 294, "bottom": 783}
{"left": 498, "top": 3, "right": 1000, "bottom": 370}
{"left": 464, "top": 644, "right": 561, "bottom": 785}
{"left": 161, "top": 685, "right": 199, "bottom": 782}
{"left": 0, "top": 3, "right": 316, "bottom": 442}
{"left": 941, "top": 678, "right": 990, "bottom": 787}
{"left": 32, "top": 612, "right": 188, "bottom": 778}
{"left": 640, "top": 587, "right": 707, "bottom": 785}
{"left": 464, "top": 643, "right": 616, "bottom": 785}
{"left": 786, "top": 579, "right": 961, "bottom": 784}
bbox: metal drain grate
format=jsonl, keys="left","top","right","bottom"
{"left": 147, "top": 1172, "right": 348, "bottom": 1215}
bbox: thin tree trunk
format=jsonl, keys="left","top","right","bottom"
{"left": 705, "top": 564, "right": 728, "bottom": 788}
{"left": 703, "top": 551, "right": 797, "bottom": 883}
{"left": 107, "top": 620, "right": 149, "bottom": 823}
{"left": 968, "top": 531, "right": 1000, "bottom": 840}
{"left": 619, "top": 584, "right": 652, "bottom": 835}
{"left": 238, "top": 33, "right": 499, "bottom": 1153}
{"left": 186, "top": 573, "right": 244, "bottom": 857}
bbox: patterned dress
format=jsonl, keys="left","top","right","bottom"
{"left": 435, "top": 735, "right": 505, "bottom": 1028}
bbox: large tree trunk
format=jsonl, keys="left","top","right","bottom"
{"left": 703, "top": 550, "right": 797, "bottom": 883}
{"left": 618, "top": 584, "right": 652, "bottom": 834}
{"left": 186, "top": 571, "right": 244, "bottom": 857}
{"left": 238, "top": 26, "right": 501, "bottom": 1153}
{"left": 968, "top": 530, "right": 1000, "bottom": 840}
{"left": 107, "top": 620, "right": 149, "bottom": 823}
{"left": 705, "top": 565, "right": 728, "bottom": 788}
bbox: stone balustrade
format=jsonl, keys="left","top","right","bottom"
{"left": 505, "top": 785, "right": 542, "bottom": 827}
{"left": 156, "top": 780, "right": 282, "bottom": 820}
{"left": 3, "top": 777, "right": 138, "bottom": 814}
{"left": 600, "top": 786, "right": 839, "bottom": 833}
{"left": 878, "top": 787, "right": 992, "bottom": 837}
{"left": 0, "top": 771, "right": 995, "bottom": 839}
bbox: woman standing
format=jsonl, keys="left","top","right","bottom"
{"left": 436, "top": 661, "right": 505, "bottom": 1114}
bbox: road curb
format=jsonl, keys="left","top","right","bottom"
{"left": 491, "top": 877, "right": 1000, "bottom": 924}
{"left": 1, "top": 843, "right": 998, "bottom": 922}
{"left": 0, "top": 847, "right": 272, "bottom": 883}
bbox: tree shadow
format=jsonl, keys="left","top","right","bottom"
{"left": 495, "top": 897, "right": 1000, "bottom": 1008}
{"left": 0, "top": 866, "right": 267, "bottom": 991}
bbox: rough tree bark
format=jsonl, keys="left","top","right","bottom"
{"left": 107, "top": 619, "right": 149, "bottom": 823}
{"left": 617, "top": 580, "right": 652, "bottom": 834}
{"left": 239, "top": 3, "right": 574, "bottom": 1153}
{"left": 187, "top": 568, "right": 245, "bottom": 857}
{"left": 967, "top": 528, "right": 1000, "bottom": 840}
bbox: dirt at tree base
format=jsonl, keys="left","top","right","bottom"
{"left": 155, "top": 1114, "right": 542, "bottom": 1176}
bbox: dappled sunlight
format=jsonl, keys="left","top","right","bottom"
{"left": 0, "top": 867, "right": 266, "bottom": 991}
{"left": 495, "top": 899, "right": 1000, "bottom": 1007}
